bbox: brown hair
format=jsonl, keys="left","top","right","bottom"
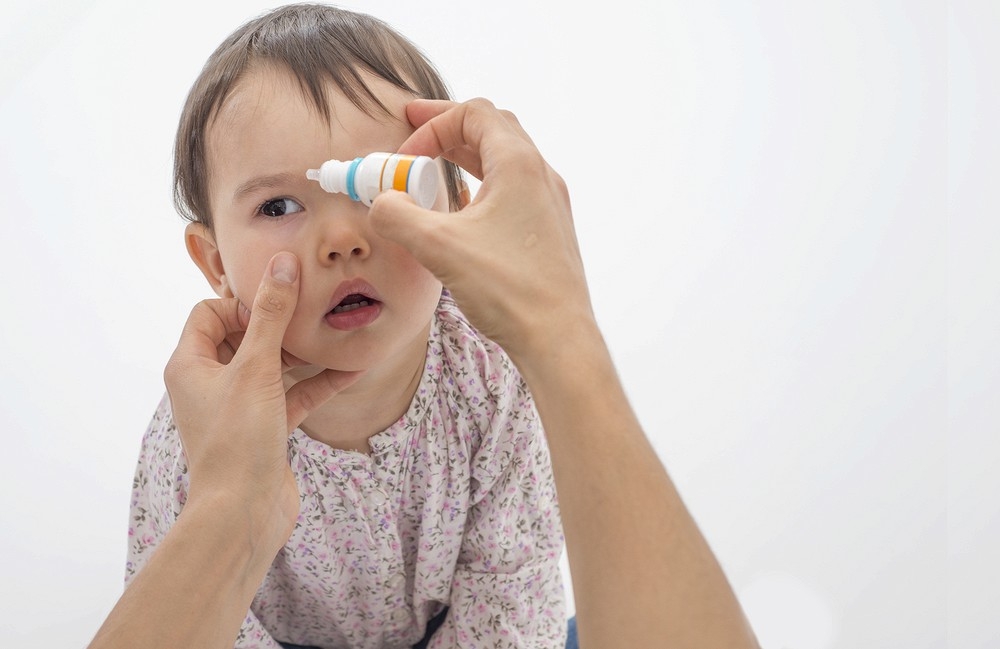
{"left": 173, "top": 3, "right": 462, "bottom": 228}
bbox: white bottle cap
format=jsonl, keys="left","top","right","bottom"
{"left": 403, "top": 156, "right": 439, "bottom": 209}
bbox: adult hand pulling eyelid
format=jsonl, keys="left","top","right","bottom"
{"left": 218, "top": 260, "right": 323, "bottom": 374}
{"left": 165, "top": 251, "right": 363, "bottom": 470}
{"left": 91, "top": 253, "right": 365, "bottom": 649}
{"left": 231, "top": 252, "right": 365, "bottom": 429}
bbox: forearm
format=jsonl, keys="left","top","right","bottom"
{"left": 516, "top": 319, "right": 759, "bottom": 649}
{"left": 89, "top": 495, "right": 281, "bottom": 649}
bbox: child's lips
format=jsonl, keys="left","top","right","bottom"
{"left": 325, "top": 301, "right": 381, "bottom": 330}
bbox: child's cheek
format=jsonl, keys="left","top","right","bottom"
{"left": 221, "top": 247, "right": 274, "bottom": 309}
{"left": 227, "top": 229, "right": 302, "bottom": 304}
{"left": 392, "top": 245, "right": 440, "bottom": 289}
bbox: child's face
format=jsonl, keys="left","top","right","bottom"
{"left": 187, "top": 65, "right": 447, "bottom": 372}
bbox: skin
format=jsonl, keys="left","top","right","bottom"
{"left": 186, "top": 64, "right": 454, "bottom": 450}
{"left": 88, "top": 97, "right": 760, "bottom": 648}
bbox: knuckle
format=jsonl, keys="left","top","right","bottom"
{"left": 467, "top": 97, "right": 497, "bottom": 112}
{"left": 184, "top": 298, "right": 213, "bottom": 326}
{"left": 521, "top": 149, "right": 549, "bottom": 175}
{"left": 498, "top": 108, "right": 520, "bottom": 125}
{"left": 163, "top": 355, "right": 184, "bottom": 388}
{"left": 498, "top": 143, "right": 547, "bottom": 181}
{"left": 232, "top": 352, "right": 267, "bottom": 378}
{"left": 550, "top": 169, "right": 570, "bottom": 197}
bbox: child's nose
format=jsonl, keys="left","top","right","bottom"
{"left": 317, "top": 208, "right": 371, "bottom": 263}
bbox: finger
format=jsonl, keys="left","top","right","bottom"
{"left": 435, "top": 144, "right": 485, "bottom": 183}
{"left": 280, "top": 348, "right": 312, "bottom": 372}
{"left": 398, "top": 99, "right": 533, "bottom": 180}
{"left": 234, "top": 252, "right": 301, "bottom": 367}
{"left": 397, "top": 101, "right": 483, "bottom": 178}
{"left": 169, "top": 297, "right": 244, "bottom": 368}
{"left": 219, "top": 331, "right": 243, "bottom": 365}
{"left": 495, "top": 106, "right": 537, "bottom": 148}
{"left": 285, "top": 369, "right": 365, "bottom": 432}
{"left": 405, "top": 98, "right": 533, "bottom": 145}
{"left": 402, "top": 98, "right": 457, "bottom": 129}
{"left": 217, "top": 330, "right": 310, "bottom": 370}
{"left": 399, "top": 100, "right": 485, "bottom": 160}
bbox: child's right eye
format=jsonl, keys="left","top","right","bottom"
{"left": 258, "top": 197, "right": 304, "bottom": 219}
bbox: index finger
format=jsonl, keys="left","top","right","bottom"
{"left": 169, "top": 297, "right": 245, "bottom": 369}
{"left": 397, "top": 99, "right": 535, "bottom": 181}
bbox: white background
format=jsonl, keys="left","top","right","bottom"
{"left": 0, "top": 1, "right": 989, "bottom": 647}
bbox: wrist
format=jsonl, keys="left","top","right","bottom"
{"left": 184, "top": 486, "right": 296, "bottom": 569}
{"left": 89, "top": 491, "right": 292, "bottom": 649}
{"left": 511, "top": 311, "right": 611, "bottom": 387}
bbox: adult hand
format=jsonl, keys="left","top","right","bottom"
{"left": 370, "top": 98, "right": 596, "bottom": 362}
{"left": 90, "top": 252, "right": 363, "bottom": 649}
{"left": 163, "top": 251, "right": 361, "bottom": 544}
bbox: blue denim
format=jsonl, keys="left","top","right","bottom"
{"left": 565, "top": 616, "right": 579, "bottom": 649}
{"left": 278, "top": 611, "right": 579, "bottom": 648}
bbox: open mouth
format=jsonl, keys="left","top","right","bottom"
{"left": 331, "top": 293, "right": 377, "bottom": 314}
{"left": 325, "top": 280, "right": 383, "bottom": 331}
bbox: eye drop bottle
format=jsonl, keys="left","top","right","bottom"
{"left": 306, "top": 153, "right": 439, "bottom": 209}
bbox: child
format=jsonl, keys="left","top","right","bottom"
{"left": 125, "top": 4, "right": 568, "bottom": 648}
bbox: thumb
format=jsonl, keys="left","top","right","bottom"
{"left": 370, "top": 190, "right": 451, "bottom": 275}
{"left": 237, "top": 252, "right": 301, "bottom": 363}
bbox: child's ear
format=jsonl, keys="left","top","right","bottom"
{"left": 184, "top": 222, "right": 234, "bottom": 298}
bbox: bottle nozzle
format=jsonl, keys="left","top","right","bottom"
{"left": 305, "top": 168, "right": 320, "bottom": 181}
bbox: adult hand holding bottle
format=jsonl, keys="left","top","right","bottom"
{"left": 371, "top": 97, "right": 760, "bottom": 649}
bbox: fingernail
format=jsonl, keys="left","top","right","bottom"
{"left": 271, "top": 253, "right": 298, "bottom": 283}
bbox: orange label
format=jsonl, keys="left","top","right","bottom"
{"left": 392, "top": 156, "right": 415, "bottom": 192}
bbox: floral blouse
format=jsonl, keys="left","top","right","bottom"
{"left": 125, "top": 293, "right": 567, "bottom": 648}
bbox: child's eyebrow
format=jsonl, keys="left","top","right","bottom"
{"left": 232, "top": 172, "right": 302, "bottom": 202}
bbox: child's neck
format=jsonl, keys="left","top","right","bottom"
{"left": 290, "top": 325, "right": 430, "bottom": 454}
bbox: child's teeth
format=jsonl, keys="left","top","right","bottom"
{"left": 333, "top": 300, "right": 370, "bottom": 314}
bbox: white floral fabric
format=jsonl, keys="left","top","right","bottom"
{"left": 125, "top": 293, "right": 567, "bottom": 648}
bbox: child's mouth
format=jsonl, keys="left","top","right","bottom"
{"left": 325, "top": 289, "right": 382, "bottom": 331}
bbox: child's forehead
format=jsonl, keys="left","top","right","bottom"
{"left": 204, "top": 66, "right": 411, "bottom": 171}
{"left": 212, "top": 68, "right": 304, "bottom": 128}
{"left": 214, "top": 64, "right": 411, "bottom": 131}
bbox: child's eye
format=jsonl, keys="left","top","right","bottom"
{"left": 258, "top": 197, "right": 304, "bottom": 219}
